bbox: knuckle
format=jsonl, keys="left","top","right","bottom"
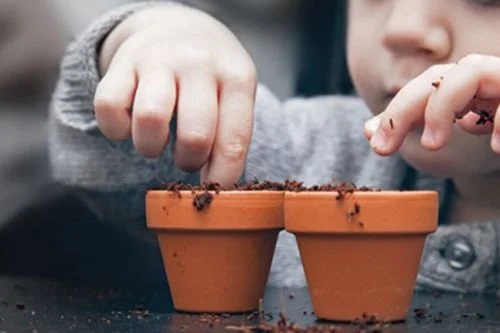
{"left": 94, "top": 94, "right": 128, "bottom": 115}
{"left": 179, "top": 130, "right": 212, "bottom": 152}
{"left": 136, "top": 104, "right": 162, "bottom": 117}
{"left": 94, "top": 97, "right": 131, "bottom": 141}
{"left": 222, "top": 62, "right": 257, "bottom": 91}
{"left": 459, "top": 54, "right": 484, "bottom": 68}
{"left": 135, "top": 106, "right": 165, "bottom": 127}
{"left": 423, "top": 63, "right": 452, "bottom": 79}
{"left": 424, "top": 106, "right": 440, "bottom": 125}
{"left": 218, "top": 135, "right": 248, "bottom": 161}
{"left": 177, "top": 48, "right": 213, "bottom": 71}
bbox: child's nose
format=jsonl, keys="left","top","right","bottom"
{"left": 381, "top": 2, "right": 450, "bottom": 61}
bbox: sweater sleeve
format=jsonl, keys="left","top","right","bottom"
{"left": 48, "top": 1, "right": 300, "bottom": 231}
{"left": 48, "top": 0, "right": 405, "bottom": 247}
{"left": 49, "top": 1, "right": 190, "bottom": 192}
{"left": 48, "top": 1, "right": 197, "bottom": 229}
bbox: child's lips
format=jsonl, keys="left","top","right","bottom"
{"left": 380, "top": 91, "right": 398, "bottom": 111}
{"left": 386, "top": 92, "right": 397, "bottom": 99}
{"left": 386, "top": 78, "right": 409, "bottom": 95}
{"left": 386, "top": 85, "right": 402, "bottom": 97}
{"left": 383, "top": 84, "right": 403, "bottom": 106}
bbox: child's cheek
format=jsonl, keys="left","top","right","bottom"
{"left": 347, "top": 46, "right": 383, "bottom": 116}
{"left": 349, "top": 67, "right": 382, "bottom": 116}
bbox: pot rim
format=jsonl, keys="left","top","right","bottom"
{"left": 146, "top": 190, "right": 284, "bottom": 230}
{"left": 284, "top": 190, "right": 437, "bottom": 198}
{"left": 147, "top": 190, "right": 285, "bottom": 198}
{"left": 284, "top": 190, "right": 438, "bottom": 234}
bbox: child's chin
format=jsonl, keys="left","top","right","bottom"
{"left": 404, "top": 157, "right": 454, "bottom": 177}
{"left": 400, "top": 142, "right": 458, "bottom": 177}
{"left": 401, "top": 133, "right": 499, "bottom": 177}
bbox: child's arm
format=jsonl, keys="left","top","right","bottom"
{"left": 50, "top": 2, "right": 256, "bottom": 191}
{"left": 50, "top": 2, "right": 165, "bottom": 191}
{"left": 49, "top": 2, "right": 267, "bottom": 227}
{"left": 50, "top": 2, "right": 401, "bottom": 232}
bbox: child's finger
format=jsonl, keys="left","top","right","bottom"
{"left": 456, "top": 113, "right": 494, "bottom": 135}
{"left": 94, "top": 60, "right": 136, "bottom": 141}
{"left": 456, "top": 98, "right": 498, "bottom": 135}
{"left": 491, "top": 104, "right": 500, "bottom": 153}
{"left": 174, "top": 72, "right": 218, "bottom": 172}
{"left": 202, "top": 66, "right": 256, "bottom": 187}
{"left": 132, "top": 66, "right": 176, "bottom": 158}
{"left": 422, "top": 55, "right": 500, "bottom": 150}
{"left": 368, "top": 64, "right": 453, "bottom": 155}
{"left": 364, "top": 115, "right": 380, "bottom": 140}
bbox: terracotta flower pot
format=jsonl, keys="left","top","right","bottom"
{"left": 146, "top": 190, "right": 284, "bottom": 313}
{"left": 284, "top": 191, "right": 438, "bottom": 322}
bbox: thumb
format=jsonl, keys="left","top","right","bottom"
{"left": 456, "top": 111, "right": 494, "bottom": 135}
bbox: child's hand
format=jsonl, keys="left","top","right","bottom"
{"left": 364, "top": 54, "right": 500, "bottom": 156}
{"left": 93, "top": 5, "right": 257, "bottom": 187}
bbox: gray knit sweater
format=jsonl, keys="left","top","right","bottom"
{"left": 49, "top": 3, "right": 500, "bottom": 293}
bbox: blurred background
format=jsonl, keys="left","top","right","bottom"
{"left": 0, "top": 0, "right": 352, "bottom": 286}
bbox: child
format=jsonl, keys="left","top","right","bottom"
{"left": 50, "top": 1, "right": 500, "bottom": 292}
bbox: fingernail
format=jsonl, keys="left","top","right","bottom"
{"left": 365, "top": 117, "right": 380, "bottom": 135}
{"left": 492, "top": 132, "right": 500, "bottom": 152}
{"left": 370, "top": 129, "right": 388, "bottom": 150}
{"left": 421, "top": 125, "right": 436, "bottom": 146}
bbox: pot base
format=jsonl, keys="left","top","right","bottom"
{"left": 158, "top": 230, "right": 279, "bottom": 313}
{"left": 297, "top": 234, "right": 427, "bottom": 321}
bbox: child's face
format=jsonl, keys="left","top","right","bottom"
{"left": 347, "top": 0, "right": 500, "bottom": 115}
{"left": 347, "top": 0, "right": 500, "bottom": 175}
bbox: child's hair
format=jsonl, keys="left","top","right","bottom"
{"left": 295, "top": 0, "right": 353, "bottom": 96}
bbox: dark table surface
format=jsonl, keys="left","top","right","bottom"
{"left": 0, "top": 194, "right": 499, "bottom": 332}
{"left": 0, "top": 276, "right": 499, "bottom": 333}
